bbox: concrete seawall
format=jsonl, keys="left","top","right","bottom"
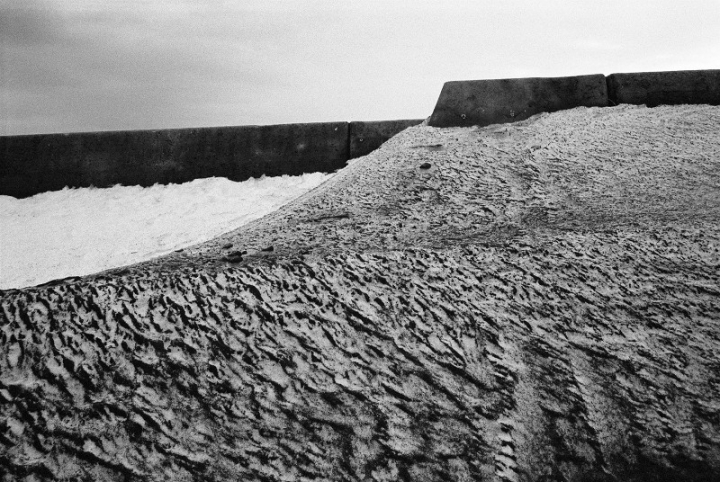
{"left": 428, "top": 69, "right": 719, "bottom": 128}
{"left": 428, "top": 74, "right": 608, "bottom": 128}
{"left": 0, "top": 123, "right": 349, "bottom": 199}
{"left": 1, "top": 120, "right": 422, "bottom": 198}
{"left": 2, "top": 69, "right": 716, "bottom": 198}
{"left": 607, "top": 69, "right": 720, "bottom": 107}
{"left": 349, "top": 119, "right": 425, "bottom": 159}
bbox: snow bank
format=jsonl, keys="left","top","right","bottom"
{"left": 0, "top": 173, "right": 332, "bottom": 289}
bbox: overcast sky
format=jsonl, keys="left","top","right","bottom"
{"left": 2, "top": 0, "right": 718, "bottom": 135}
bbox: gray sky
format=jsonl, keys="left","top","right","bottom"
{"left": 2, "top": 0, "right": 719, "bottom": 135}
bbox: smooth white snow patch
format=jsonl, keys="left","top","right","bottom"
{"left": 0, "top": 173, "right": 332, "bottom": 290}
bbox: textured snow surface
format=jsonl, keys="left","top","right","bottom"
{"left": 0, "top": 173, "right": 332, "bottom": 289}
{"left": 2, "top": 105, "right": 720, "bottom": 481}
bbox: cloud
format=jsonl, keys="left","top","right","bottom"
{"left": 0, "top": 1, "right": 67, "bottom": 47}
{"left": 2, "top": 0, "right": 719, "bottom": 135}
{"left": 1, "top": 0, "right": 306, "bottom": 134}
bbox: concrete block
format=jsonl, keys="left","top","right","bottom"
{"left": 349, "top": 119, "right": 424, "bottom": 159}
{"left": 607, "top": 69, "right": 720, "bottom": 107}
{"left": 0, "top": 122, "right": 349, "bottom": 198}
{"left": 428, "top": 74, "right": 608, "bottom": 128}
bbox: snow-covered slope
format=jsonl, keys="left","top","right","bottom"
{"left": 0, "top": 172, "right": 332, "bottom": 289}
{"left": 1, "top": 105, "right": 719, "bottom": 481}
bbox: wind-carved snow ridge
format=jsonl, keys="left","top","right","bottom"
{"left": 0, "top": 172, "right": 333, "bottom": 289}
{"left": 1, "top": 105, "right": 720, "bottom": 481}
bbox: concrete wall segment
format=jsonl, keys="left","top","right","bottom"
{"left": 348, "top": 119, "right": 425, "bottom": 159}
{"left": 0, "top": 119, "right": 427, "bottom": 198}
{"left": 607, "top": 69, "right": 720, "bottom": 107}
{"left": 427, "top": 74, "right": 608, "bottom": 128}
{"left": 0, "top": 123, "right": 349, "bottom": 198}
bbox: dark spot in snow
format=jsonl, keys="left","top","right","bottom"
{"left": 420, "top": 163, "right": 432, "bottom": 169}
{"left": 308, "top": 213, "right": 351, "bottom": 222}
{"left": 410, "top": 144, "right": 443, "bottom": 151}
{"left": 223, "top": 250, "right": 246, "bottom": 263}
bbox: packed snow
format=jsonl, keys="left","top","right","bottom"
{"left": 0, "top": 173, "right": 333, "bottom": 290}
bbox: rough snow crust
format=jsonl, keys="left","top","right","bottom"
{"left": 1, "top": 105, "right": 720, "bottom": 481}
{"left": 0, "top": 173, "right": 332, "bottom": 289}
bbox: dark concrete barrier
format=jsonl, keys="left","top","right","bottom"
{"left": 1, "top": 123, "right": 349, "bottom": 198}
{"left": 428, "top": 74, "right": 608, "bottom": 128}
{"left": 349, "top": 119, "right": 424, "bottom": 159}
{"left": 7, "top": 68, "right": 718, "bottom": 199}
{"left": 607, "top": 69, "right": 720, "bottom": 107}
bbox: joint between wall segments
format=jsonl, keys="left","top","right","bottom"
{"left": 346, "top": 122, "right": 352, "bottom": 164}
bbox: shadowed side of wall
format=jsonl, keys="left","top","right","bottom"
{"left": 0, "top": 123, "right": 349, "bottom": 199}
{"left": 427, "top": 74, "right": 609, "bottom": 128}
{"left": 607, "top": 69, "right": 720, "bottom": 107}
{"left": 427, "top": 69, "right": 720, "bottom": 129}
{"left": 0, "top": 119, "right": 426, "bottom": 199}
{"left": 349, "top": 119, "right": 425, "bottom": 159}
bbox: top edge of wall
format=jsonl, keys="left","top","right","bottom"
{"left": 0, "top": 121, "right": 352, "bottom": 139}
{"left": 607, "top": 68, "right": 720, "bottom": 76}
{"left": 441, "top": 73, "right": 607, "bottom": 86}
